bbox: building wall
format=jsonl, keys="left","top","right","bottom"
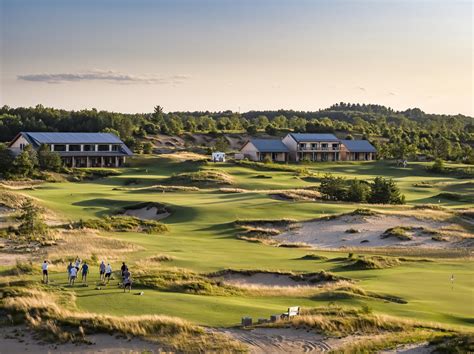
{"left": 240, "top": 142, "right": 259, "bottom": 161}
{"left": 282, "top": 134, "right": 298, "bottom": 161}
{"left": 9, "top": 135, "right": 30, "bottom": 152}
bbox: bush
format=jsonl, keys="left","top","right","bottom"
{"left": 369, "top": 177, "right": 405, "bottom": 204}
{"left": 80, "top": 216, "right": 168, "bottom": 234}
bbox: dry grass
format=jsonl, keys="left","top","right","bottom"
{"left": 167, "top": 170, "right": 234, "bottom": 186}
{"left": 46, "top": 229, "right": 143, "bottom": 265}
{"left": 0, "top": 286, "right": 245, "bottom": 352}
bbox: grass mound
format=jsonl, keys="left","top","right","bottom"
{"left": 436, "top": 192, "right": 474, "bottom": 203}
{"left": 146, "top": 254, "right": 175, "bottom": 262}
{"left": 132, "top": 268, "right": 241, "bottom": 296}
{"left": 68, "top": 168, "right": 122, "bottom": 181}
{"left": 269, "top": 189, "right": 321, "bottom": 201}
{"left": 351, "top": 208, "right": 378, "bottom": 216}
{"left": 209, "top": 269, "right": 348, "bottom": 284}
{"left": 299, "top": 254, "right": 329, "bottom": 261}
{"left": 79, "top": 216, "right": 168, "bottom": 234}
{"left": 234, "top": 219, "right": 296, "bottom": 227}
{"left": 219, "top": 187, "right": 247, "bottom": 193}
{"left": 121, "top": 184, "right": 200, "bottom": 192}
{"left": 381, "top": 226, "right": 414, "bottom": 241}
{"left": 341, "top": 255, "right": 402, "bottom": 270}
{"left": 166, "top": 170, "right": 233, "bottom": 186}
{"left": 413, "top": 204, "right": 447, "bottom": 211}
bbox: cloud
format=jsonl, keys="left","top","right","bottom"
{"left": 388, "top": 92, "right": 397, "bottom": 96}
{"left": 356, "top": 86, "right": 366, "bottom": 92}
{"left": 17, "top": 69, "right": 190, "bottom": 85}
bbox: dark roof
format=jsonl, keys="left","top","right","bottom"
{"left": 340, "top": 140, "right": 376, "bottom": 153}
{"left": 248, "top": 139, "right": 289, "bottom": 152}
{"left": 289, "top": 133, "right": 339, "bottom": 142}
{"left": 22, "top": 132, "right": 123, "bottom": 144}
{"left": 12, "top": 132, "right": 133, "bottom": 155}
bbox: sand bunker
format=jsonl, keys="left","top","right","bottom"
{"left": 123, "top": 206, "right": 170, "bottom": 221}
{"left": 220, "top": 327, "right": 331, "bottom": 353}
{"left": 274, "top": 213, "right": 469, "bottom": 249}
{"left": 211, "top": 270, "right": 343, "bottom": 288}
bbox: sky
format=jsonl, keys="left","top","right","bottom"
{"left": 1, "top": 0, "right": 472, "bottom": 115}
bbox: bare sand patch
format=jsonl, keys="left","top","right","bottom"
{"left": 274, "top": 213, "right": 471, "bottom": 249}
{"left": 1, "top": 326, "right": 168, "bottom": 354}
{"left": 210, "top": 270, "right": 345, "bottom": 288}
{"left": 219, "top": 327, "right": 330, "bottom": 353}
{"left": 123, "top": 206, "right": 170, "bottom": 221}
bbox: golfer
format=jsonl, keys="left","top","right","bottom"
{"left": 69, "top": 266, "right": 78, "bottom": 286}
{"left": 81, "top": 262, "right": 89, "bottom": 283}
{"left": 42, "top": 260, "right": 49, "bottom": 284}
{"left": 105, "top": 263, "right": 112, "bottom": 284}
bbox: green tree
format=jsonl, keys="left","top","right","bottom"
{"left": 319, "top": 174, "right": 347, "bottom": 201}
{"left": 214, "top": 136, "right": 230, "bottom": 152}
{"left": 37, "top": 144, "right": 62, "bottom": 172}
{"left": 12, "top": 145, "right": 37, "bottom": 178}
{"left": 369, "top": 177, "right": 405, "bottom": 204}
{"left": 246, "top": 125, "right": 257, "bottom": 135}
{"left": 16, "top": 200, "right": 48, "bottom": 239}
{"left": 143, "top": 141, "right": 154, "bottom": 154}
{"left": 347, "top": 179, "right": 370, "bottom": 202}
{"left": 0, "top": 143, "right": 14, "bottom": 177}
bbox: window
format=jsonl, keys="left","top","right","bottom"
{"left": 83, "top": 144, "right": 95, "bottom": 151}
{"left": 98, "top": 144, "right": 111, "bottom": 151}
{"left": 54, "top": 144, "right": 66, "bottom": 151}
{"left": 311, "top": 143, "right": 318, "bottom": 149}
{"left": 332, "top": 143, "right": 339, "bottom": 150}
{"left": 299, "top": 143, "right": 306, "bottom": 150}
{"left": 321, "top": 143, "right": 328, "bottom": 150}
{"left": 69, "top": 144, "right": 81, "bottom": 151}
{"left": 111, "top": 145, "right": 120, "bottom": 151}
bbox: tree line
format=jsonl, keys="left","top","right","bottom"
{"left": 0, "top": 103, "right": 472, "bottom": 162}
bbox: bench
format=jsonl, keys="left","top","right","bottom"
{"left": 281, "top": 306, "right": 300, "bottom": 319}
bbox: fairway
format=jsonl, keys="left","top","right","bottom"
{"left": 16, "top": 156, "right": 474, "bottom": 329}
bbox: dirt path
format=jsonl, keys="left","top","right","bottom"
{"left": 219, "top": 327, "right": 332, "bottom": 353}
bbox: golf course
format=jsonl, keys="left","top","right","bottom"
{"left": 1, "top": 153, "right": 473, "bottom": 352}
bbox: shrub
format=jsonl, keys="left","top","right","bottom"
{"left": 369, "top": 177, "right": 405, "bottom": 204}
{"left": 80, "top": 216, "right": 168, "bottom": 234}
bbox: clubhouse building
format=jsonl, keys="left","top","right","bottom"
{"left": 240, "top": 133, "right": 376, "bottom": 162}
{"left": 8, "top": 132, "right": 133, "bottom": 168}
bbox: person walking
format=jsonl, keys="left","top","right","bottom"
{"left": 74, "top": 257, "right": 81, "bottom": 272}
{"left": 123, "top": 268, "right": 132, "bottom": 293}
{"left": 120, "top": 262, "right": 127, "bottom": 280}
{"left": 42, "top": 260, "right": 49, "bottom": 284}
{"left": 69, "top": 266, "right": 78, "bottom": 286}
{"left": 67, "top": 262, "right": 73, "bottom": 282}
{"left": 81, "top": 262, "right": 89, "bottom": 284}
{"left": 99, "top": 261, "right": 106, "bottom": 281}
{"left": 104, "top": 263, "right": 112, "bottom": 284}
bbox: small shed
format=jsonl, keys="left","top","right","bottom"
{"left": 211, "top": 152, "right": 226, "bottom": 162}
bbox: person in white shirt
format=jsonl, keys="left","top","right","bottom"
{"left": 105, "top": 263, "right": 112, "bottom": 284}
{"left": 42, "top": 260, "right": 49, "bottom": 284}
{"left": 69, "top": 266, "right": 78, "bottom": 286}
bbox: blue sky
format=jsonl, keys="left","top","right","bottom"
{"left": 1, "top": 0, "right": 472, "bottom": 114}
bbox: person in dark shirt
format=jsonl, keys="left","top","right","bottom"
{"left": 81, "top": 262, "right": 89, "bottom": 284}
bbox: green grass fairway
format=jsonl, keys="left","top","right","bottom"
{"left": 21, "top": 156, "right": 474, "bottom": 329}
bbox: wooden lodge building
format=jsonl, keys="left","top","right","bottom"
{"left": 9, "top": 132, "right": 133, "bottom": 168}
{"left": 240, "top": 133, "right": 376, "bottom": 163}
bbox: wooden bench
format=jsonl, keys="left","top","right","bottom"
{"left": 281, "top": 306, "right": 300, "bottom": 319}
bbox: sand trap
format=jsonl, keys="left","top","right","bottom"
{"left": 274, "top": 214, "right": 467, "bottom": 249}
{"left": 123, "top": 207, "right": 170, "bottom": 221}
{"left": 219, "top": 327, "right": 330, "bottom": 353}
{"left": 1, "top": 326, "right": 165, "bottom": 354}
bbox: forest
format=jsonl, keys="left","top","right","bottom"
{"left": 0, "top": 103, "right": 473, "bottom": 162}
